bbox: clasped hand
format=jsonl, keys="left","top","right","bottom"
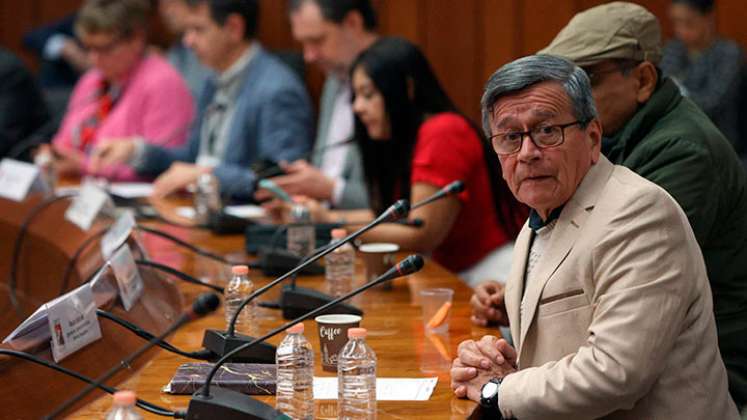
{"left": 450, "top": 335, "right": 518, "bottom": 402}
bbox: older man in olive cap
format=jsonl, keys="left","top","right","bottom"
{"left": 468, "top": 2, "right": 747, "bottom": 408}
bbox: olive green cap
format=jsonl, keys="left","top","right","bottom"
{"left": 538, "top": 1, "right": 662, "bottom": 67}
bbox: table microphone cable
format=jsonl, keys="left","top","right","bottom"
{"left": 135, "top": 224, "right": 254, "bottom": 267}
{"left": 96, "top": 309, "right": 214, "bottom": 360}
{"left": 0, "top": 349, "right": 177, "bottom": 417}
{"left": 8, "top": 192, "right": 78, "bottom": 316}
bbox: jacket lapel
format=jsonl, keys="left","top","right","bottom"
{"left": 517, "top": 156, "right": 615, "bottom": 354}
{"left": 504, "top": 224, "right": 531, "bottom": 349}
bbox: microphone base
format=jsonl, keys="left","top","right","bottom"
{"left": 279, "top": 285, "right": 363, "bottom": 320}
{"left": 187, "top": 387, "right": 287, "bottom": 420}
{"left": 202, "top": 329, "right": 276, "bottom": 364}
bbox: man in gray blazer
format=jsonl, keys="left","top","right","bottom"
{"left": 90, "top": 0, "right": 312, "bottom": 201}
{"left": 450, "top": 54, "right": 739, "bottom": 419}
{"left": 253, "top": 0, "right": 377, "bottom": 209}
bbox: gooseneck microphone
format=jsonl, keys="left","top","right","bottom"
{"left": 411, "top": 180, "right": 465, "bottom": 210}
{"left": 47, "top": 293, "right": 220, "bottom": 419}
{"left": 0, "top": 349, "right": 177, "bottom": 417}
{"left": 186, "top": 255, "right": 425, "bottom": 420}
{"left": 274, "top": 180, "right": 465, "bottom": 319}
{"left": 200, "top": 199, "right": 410, "bottom": 364}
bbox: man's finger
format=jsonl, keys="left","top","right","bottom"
{"left": 476, "top": 335, "right": 506, "bottom": 365}
{"left": 450, "top": 366, "right": 479, "bottom": 382}
{"left": 495, "top": 339, "right": 518, "bottom": 366}
{"left": 457, "top": 340, "right": 492, "bottom": 369}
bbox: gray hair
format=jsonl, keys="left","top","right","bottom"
{"left": 481, "top": 54, "right": 597, "bottom": 137}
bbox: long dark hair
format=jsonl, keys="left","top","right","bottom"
{"left": 350, "top": 37, "right": 524, "bottom": 238}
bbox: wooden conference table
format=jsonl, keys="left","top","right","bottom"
{"left": 29, "top": 194, "right": 491, "bottom": 418}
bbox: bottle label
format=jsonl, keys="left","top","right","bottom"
{"left": 47, "top": 284, "right": 103, "bottom": 362}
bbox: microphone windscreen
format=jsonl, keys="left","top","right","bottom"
{"left": 192, "top": 293, "right": 221, "bottom": 317}
{"left": 396, "top": 254, "right": 425, "bottom": 276}
{"left": 446, "top": 180, "right": 465, "bottom": 195}
{"left": 387, "top": 199, "right": 410, "bottom": 221}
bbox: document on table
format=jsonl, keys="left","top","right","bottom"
{"left": 313, "top": 377, "right": 438, "bottom": 401}
{"left": 108, "top": 183, "right": 153, "bottom": 198}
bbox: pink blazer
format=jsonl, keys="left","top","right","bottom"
{"left": 52, "top": 53, "right": 195, "bottom": 181}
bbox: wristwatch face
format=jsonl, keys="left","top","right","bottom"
{"left": 481, "top": 381, "right": 499, "bottom": 399}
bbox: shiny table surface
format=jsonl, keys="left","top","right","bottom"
{"left": 71, "top": 197, "right": 490, "bottom": 419}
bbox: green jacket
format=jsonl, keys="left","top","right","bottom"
{"left": 604, "top": 77, "right": 747, "bottom": 407}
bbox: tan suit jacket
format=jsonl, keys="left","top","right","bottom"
{"left": 499, "top": 156, "right": 739, "bottom": 419}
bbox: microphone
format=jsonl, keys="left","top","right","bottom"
{"left": 275, "top": 181, "right": 462, "bottom": 320}
{"left": 411, "top": 180, "right": 465, "bottom": 210}
{"left": 252, "top": 138, "right": 356, "bottom": 180}
{"left": 186, "top": 255, "right": 424, "bottom": 420}
{"left": 47, "top": 293, "right": 220, "bottom": 418}
{"left": 135, "top": 259, "right": 225, "bottom": 294}
{"left": 0, "top": 349, "right": 178, "bottom": 418}
{"left": 201, "top": 199, "right": 410, "bottom": 364}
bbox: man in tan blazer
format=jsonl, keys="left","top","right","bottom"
{"left": 450, "top": 54, "right": 739, "bottom": 419}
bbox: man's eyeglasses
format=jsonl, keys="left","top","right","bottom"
{"left": 82, "top": 37, "right": 124, "bottom": 55}
{"left": 489, "top": 120, "right": 589, "bottom": 155}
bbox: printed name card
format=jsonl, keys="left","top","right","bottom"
{"left": 0, "top": 159, "right": 42, "bottom": 202}
{"left": 109, "top": 245, "right": 144, "bottom": 311}
{"left": 101, "top": 210, "right": 136, "bottom": 258}
{"left": 47, "top": 284, "right": 103, "bottom": 362}
{"left": 64, "top": 181, "right": 110, "bottom": 231}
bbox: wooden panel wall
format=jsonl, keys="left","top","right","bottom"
{"left": 1, "top": 0, "right": 746, "bottom": 123}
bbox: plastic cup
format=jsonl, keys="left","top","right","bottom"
{"left": 419, "top": 288, "right": 454, "bottom": 333}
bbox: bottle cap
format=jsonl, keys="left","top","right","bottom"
{"left": 113, "top": 390, "right": 137, "bottom": 406}
{"left": 348, "top": 327, "right": 367, "bottom": 339}
{"left": 231, "top": 265, "right": 249, "bottom": 275}
{"left": 288, "top": 323, "right": 304, "bottom": 334}
{"left": 331, "top": 229, "right": 346, "bottom": 239}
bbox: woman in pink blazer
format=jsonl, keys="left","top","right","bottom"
{"left": 49, "top": 0, "right": 194, "bottom": 181}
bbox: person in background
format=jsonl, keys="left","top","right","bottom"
{"left": 45, "top": 0, "right": 194, "bottom": 181}
{"left": 450, "top": 53, "right": 739, "bottom": 420}
{"left": 0, "top": 48, "right": 51, "bottom": 160}
{"left": 90, "top": 0, "right": 313, "bottom": 201}
{"left": 23, "top": 13, "right": 89, "bottom": 91}
{"left": 471, "top": 1, "right": 747, "bottom": 407}
{"left": 661, "top": 0, "right": 745, "bottom": 154}
{"left": 271, "top": 37, "right": 526, "bottom": 282}
{"left": 159, "top": 0, "right": 212, "bottom": 100}
{"left": 253, "top": 0, "right": 378, "bottom": 209}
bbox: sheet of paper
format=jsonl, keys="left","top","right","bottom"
{"left": 224, "top": 204, "right": 265, "bottom": 219}
{"left": 108, "top": 182, "right": 153, "bottom": 199}
{"left": 312, "top": 377, "right": 438, "bottom": 401}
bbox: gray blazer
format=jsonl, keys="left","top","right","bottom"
{"left": 136, "top": 44, "right": 313, "bottom": 200}
{"left": 312, "top": 77, "right": 368, "bottom": 209}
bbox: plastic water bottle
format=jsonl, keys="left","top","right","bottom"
{"left": 223, "top": 265, "right": 255, "bottom": 336}
{"left": 275, "top": 323, "right": 314, "bottom": 419}
{"left": 338, "top": 328, "right": 377, "bottom": 419}
{"left": 34, "top": 151, "right": 56, "bottom": 197}
{"left": 287, "top": 203, "right": 315, "bottom": 257}
{"left": 194, "top": 172, "right": 221, "bottom": 225}
{"left": 325, "top": 228, "right": 355, "bottom": 297}
{"left": 105, "top": 390, "right": 143, "bottom": 420}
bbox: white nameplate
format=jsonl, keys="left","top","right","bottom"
{"left": 101, "top": 210, "right": 136, "bottom": 258}
{"left": 64, "top": 181, "right": 110, "bottom": 231}
{"left": 109, "top": 245, "right": 144, "bottom": 311}
{"left": 0, "top": 159, "right": 41, "bottom": 202}
{"left": 47, "top": 284, "right": 103, "bottom": 362}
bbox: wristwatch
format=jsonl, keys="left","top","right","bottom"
{"left": 480, "top": 377, "right": 503, "bottom": 418}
